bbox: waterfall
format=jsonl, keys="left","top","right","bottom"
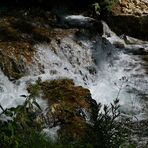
{"left": 0, "top": 18, "right": 148, "bottom": 120}
{"left": 0, "top": 70, "right": 27, "bottom": 110}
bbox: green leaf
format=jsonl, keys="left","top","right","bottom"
{"left": 119, "top": 143, "right": 136, "bottom": 148}
{"left": 33, "top": 101, "right": 42, "bottom": 111}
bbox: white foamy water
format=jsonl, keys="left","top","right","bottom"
{"left": 0, "top": 70, "right": 27, "bottom": 110}
{"left": 0, "top": 20, "right": 148, "bottom": 120}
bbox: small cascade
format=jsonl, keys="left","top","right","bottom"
{"left": 90, "top": 22, "right": 148, "bottom": 120}
{"left": 0, "top": 17, "right": 147, "bottom": 121}
{"left": 0, "top": 70, "right": 27, "bottom": 110}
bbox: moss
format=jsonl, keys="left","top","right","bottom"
{"left": 28, "top": 79, "right": 96, "bottom": 143}
{"left": 58, "top": 118, "right": 87, "bottom": 145}
{"left": 28, "top": 79, "right": 93, "bottom": 112}
{"left": 39, "top": 79, "right": 91, "bottom": 108}
{"left": 0, "top": 42, "right": 35, "bottom": 79}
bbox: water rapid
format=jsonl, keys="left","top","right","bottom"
{"left": 0, "top": 19, "right": 148, "bottom": 121}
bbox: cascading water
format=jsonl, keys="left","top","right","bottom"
{"left": 0, "top": 17, "right": 148, "bottom": 121}
{"left": 90, "top": 22, "right": 148, "bottom": 120}
{"left": 0, "top": 70, "right": 27, "bottom": 110}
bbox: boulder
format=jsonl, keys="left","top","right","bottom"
{"left": 27, "top": 79, "right": 98, "bottom": 142}
{"left": 56, "top": 14, "right": 103, "bottom": 35}
{"left": 104, "top": 0, "right": 148, "bottom": 40}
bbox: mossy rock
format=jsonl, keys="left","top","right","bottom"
{"left": 28, "top": 79, "right": 95, "bottom": 112}
{"left": 105, "top": 0, "right": 148, "bottom": 40}
{"left": 28, "top": 79, "right": 97, "bottom": 143}
{"left": 0, "top": 42, "right": 35, "bottom": 80}
{"left": 0, "top": 9, "right": 55, "bottom": 79}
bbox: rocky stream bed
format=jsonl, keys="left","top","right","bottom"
{"left": 0, "top": 5, "right": 148, "bottom": 147}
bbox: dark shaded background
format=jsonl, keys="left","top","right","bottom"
{"left": 0, "top": 0, "right": 95, "bottom": 10}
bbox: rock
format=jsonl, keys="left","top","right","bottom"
{"left": 28, "top": 79, "right": 98, "bottom": 142}
{"left": 113, "top": 41, "right": 125, "bottom": 48}
{"left": 105, "top": 15, "right": 148, "bottom": 40}
{"left": 56, "top": 14, "right": 103, "bottom": 35}
{"left": 123, "top": 35, "right": 148, "bottom": 45}
{"left": 113, "top": 0, "right": 148, "bottom": 16}
{"left": 105, "top": 0, "right": 148, "bottom": 40}
{"left": 0, "top": 42, "right": 35, "bottom": 80}
{"left": 0, "top": 9, "right": 55, "bottom": 80}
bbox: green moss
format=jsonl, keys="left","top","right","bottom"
{"left": 28, "top": 79, "right": 94, "bottom": 142}
{"left": 28, "top": 79, "right": 91, "bottom": 107}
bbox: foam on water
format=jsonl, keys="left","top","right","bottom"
{"left": 0, "top": 70, "right": 27, "bottom": 110}
{"left": 33, "top": 36, "right": 97, "bottom": 86}
{"left": 90, "top": 22, "right": 148, "bottom": 119}
{"left": 0, "top": 20, "right": 147, "bottom": 120}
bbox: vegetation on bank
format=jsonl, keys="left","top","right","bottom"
{"left": 92, "top": 0, "right": 118, "bottom": 15}
{"left": 0, "top": 79, "right": 135, "bottom": 148}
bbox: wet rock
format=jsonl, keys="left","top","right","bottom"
{"left": 56, "top": 14, "right": 103, "bottom": 35}
{"left": 123, "top": 35, "right": 148, "bottom": 45}
{"left": 0, "top": 42, "right": 35, "bottom": 80}
{"left": 0, "top": 10, "right": 56, "bottom": 80}
{"left": 28, "top": 79, "right": 98, "bottom": 140}
{"left": 113, "top": 41, "right": 125, "bottom": 48}
{"left": 105, "top": 15, "right": 148, "bottom": 40}
{"left": 87, "top": 66, "right": 97, "bottom": 75}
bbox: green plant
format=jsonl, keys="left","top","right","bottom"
{"left": 0, "top": 89, "right": 45, "bottom": 147}
{"left": 92, "top": 2, "right": 100, "bottom": 15}
{"left": 83, "top": 99, "right": 128, "bottom": 148}
{"left": 93, "top": 0, "right": 118, "bottom": 15}
{"left": 55, "top": 99, "right": 129, "bottom": 148}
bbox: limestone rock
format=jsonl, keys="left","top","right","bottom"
{"left": 105, "top": 0, "right": 148, "bottom": 40}
{"left": 112, "top": 0, "right": 148, "bottom": 16}
{"left": 0, "top": 42, "right": 35, "bottom": 80}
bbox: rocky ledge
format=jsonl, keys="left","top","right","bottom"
{"left": 112, "top": 0, "right": 148, "bottom": 16}
{"left": 105, "top": 0, "right": 148, "bottom": 40}
{"left": 0, "top": 8, "right": 103, "bottom": 80}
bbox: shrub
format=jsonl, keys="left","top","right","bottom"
{"left": 88, "top": 99, "right": 128, "bottom": 148}
{"left": 93, "top": 0, "right": 119, "bottom": 15}
{"left": 64, "top": 99, "right": 129, "bottom": 148}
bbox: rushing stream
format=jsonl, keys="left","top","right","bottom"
{"left": 0, "top": 17, "right": 148, "bottom": 122}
